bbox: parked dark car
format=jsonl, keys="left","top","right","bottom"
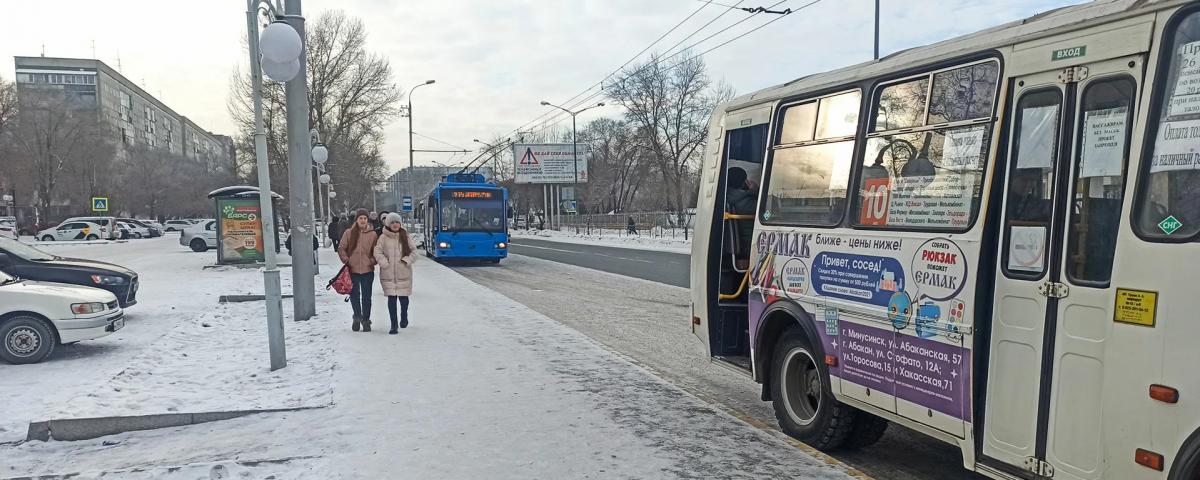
{"left": 0, "top": 237, "right": 139, "bottom": 307}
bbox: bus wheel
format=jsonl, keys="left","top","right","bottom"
{"left": 771, "top": 327, "right": 855, "bottom": 450}
{"left": 844, "top": 411, "right": 889, "bottom": 449}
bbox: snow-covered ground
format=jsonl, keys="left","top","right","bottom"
{"left": 513, "top": 228, "right": 692, "bottom": 254}
{"left": 0, "top": 238, "right": 857, "bottom": 479}
{"left": 0, "top": 238, "right": 329, "bottom": 443}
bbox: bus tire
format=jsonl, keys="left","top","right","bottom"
{"left": 843, "top": 410, "right": 889, "bottom": 449}
{"left": 771, "top": 327, "right": 855, "bottom": 450}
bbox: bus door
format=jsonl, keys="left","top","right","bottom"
{"left": 693, "top": 105, "right": 770, "bottom": 369}
{"left": 983, "top": 55, "right": 1142, "bottom": 479}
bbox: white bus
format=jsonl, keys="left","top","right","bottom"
{"left": 690, "top": 1, "right": 1200, "bottom": 479}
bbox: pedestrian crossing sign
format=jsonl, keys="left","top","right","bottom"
{"left": 92, "top": 197, "right": 109, "bottom": 212}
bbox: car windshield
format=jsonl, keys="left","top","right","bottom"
{"left": 0, "top": 237, "right": 55, "bottom": 261}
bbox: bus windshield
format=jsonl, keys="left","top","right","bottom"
{"left": 440, "top": 189, "right": 504, "bottom": 233}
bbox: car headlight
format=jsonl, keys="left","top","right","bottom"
{"left": 437, "top": 242, "right": 450, "bottom": 249}
{"left": 71, "top": 302, "right": 106, "bottom": 314}
{"left": 496, "top": 242, "right": 508, "bottom": 249}
{"left": 91, "top": 274, "right": 127, "bottom": 285}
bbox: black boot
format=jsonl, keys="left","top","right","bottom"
{"left": 361, "top": 318, "right": 372, "bottom": 332}
{"left": 352, "top": 315, "right": 361, "bottom": 332}
{"left": 400, "top": 318, "right": 408, "bottom": 329}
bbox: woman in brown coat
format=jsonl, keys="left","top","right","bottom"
{"left": 338, "top": 208, "right": 379, "bottom": 332}
{"left": 373, "top": 213, "right": 417, "bottom": 334}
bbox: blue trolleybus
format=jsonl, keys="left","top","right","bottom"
{"left": 420, "top": 173, "right": 508, "bottom": 263}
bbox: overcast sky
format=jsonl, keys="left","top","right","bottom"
{"left": 0, "top": 0, "right": 1080, "bottom": 172}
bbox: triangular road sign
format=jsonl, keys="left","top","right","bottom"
{"left": 519, "top": 147, "right": 539, "bottom": 165}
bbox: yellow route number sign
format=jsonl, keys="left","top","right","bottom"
{"left": 1114, "top": 289, "right": 1157, "bottom": 327}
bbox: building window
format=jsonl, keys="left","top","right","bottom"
{"left": 15, "top": 73, "right": 34, "bottom": 83}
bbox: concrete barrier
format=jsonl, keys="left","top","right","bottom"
{"left": 25, "top": 406, "right": 325, "bottom": 442}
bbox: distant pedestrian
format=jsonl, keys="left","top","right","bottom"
{"left": 374, "top": 212, "right": 417, "bottom": 335}
{"left": 328, "top": 215, "right": 343, "bottom": 250}
{"left": 338, "top": 208, "right": 379, "bottom": 332}
{"left": 374, "top": 210, "right": 391, "bottom": 235}
{"left": 627, "top": 216, "right": 638, "bottom": 235}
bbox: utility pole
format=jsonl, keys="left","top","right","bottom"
{"left": 874, "top": 0, "right": 880, "bottom": 60}
{"left": 284, "top": 0, "right": 316, "bottom": 321}
{"left": 406, "top": 80, "right": 435, "bottom": 216}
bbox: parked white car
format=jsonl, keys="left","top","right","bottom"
{"left": 162, "top": 220, "right": 193, "bottom": 232}
{"left": 117, "top": 220, "right": 152, "bottom": 239}
{"left": 61, "top": 216, "right": 120, "bottom": 240}
{"left": 180, "top": 219, "right": 217, "bottom": 252}
{"left": 0, "top": 269, "right": 124, "bottom": 364}
{"left": 0, "top": 220, "right": 16, "bottom": 240}
{"left": 37, "top": 221, "right": 107, "bottom": 242}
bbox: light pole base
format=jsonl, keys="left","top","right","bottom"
{"left": 262, "top": 268, "right": 287, "bottom": 371}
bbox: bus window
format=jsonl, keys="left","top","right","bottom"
{"left": 1067, "top": 77, "right": 1135, "bottom": 284}
{"left": 778, "top": 101, "right": 817, "bottom": 144}
{"left": 762, "top": 142, "right": 855, "bottom": 226}
{"left": 875, "top": 77, "right": 928, "bottom": 131}
{"left": 1003, "top": 89, "right": 1063, "bottom": 277}
{"left": 1136, "top": 11, "right": 1200, "bottom": 240}
{"left": 858, "top": 61, "right": 998, "bottom": 231}
{"left": 928, "top": 61, "right": 1000, "bottom": 124}
{"left": 815, "top": 91, "right": 861, "bottom": 139}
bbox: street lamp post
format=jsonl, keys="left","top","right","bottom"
{"left": 539, "top": 101, "right": 604, "bottom": 231}
{"left": 407, "top": 80, "right": 435, "bottom": 215}
{"left": 247, "top": 0, "right": 306, "bottom": 370}
{"left": 2, "top": 194, "right": 12, "bottom": 217}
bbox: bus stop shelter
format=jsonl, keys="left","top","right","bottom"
{"left": 207, "top": 186, "right": 283, "bottom": 265}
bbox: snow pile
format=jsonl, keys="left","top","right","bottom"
{"left": 513, "top": 228, "right": 692, "bottom": 254}
{"left": 46, "top": 298, "right": 335, "bottom": 420}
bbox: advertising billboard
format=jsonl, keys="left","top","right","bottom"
{"left": 216, "top": 198, "right": 265, "bottom": 264}
{"left": 512, "top": 143, "right": 589, "bottom": 184}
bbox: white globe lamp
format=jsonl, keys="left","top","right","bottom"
{"left": 259, "top": 21, "right": 303, "bottom": 64}
{"left": 319, "top": 174, "right": 331, "bottom": 184}
{"left": 327, "top": 190, "right": 337, "bottom": 199}
{"left": 311, "top": 144, "right": 328, "bottom": 165}
{"left": 262, "top": 58, "right": 300, "bottom": 83}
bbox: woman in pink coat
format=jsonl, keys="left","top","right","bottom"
{"left": 373, "top": 213, "right": 417, "bottom": 334}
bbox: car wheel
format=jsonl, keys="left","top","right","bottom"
{"left": 771, "top": 326, "right": 857, "bottom": 450}
{"left": 190, "top": 238, "right": 208, "bottom": 252}
{"left": 86, "top": 234, "right": 100, "bottom": 240}
{"left": 131, "top": 232, "right": 142, "bottom": 239}
{"left": 40, "top": 235, "right": 54, "bottom": 241}
{"left": 0, "top": 314, "right": 57, "bottom": 364}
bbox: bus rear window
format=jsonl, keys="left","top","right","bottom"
{"left": 1136, "top": 10, "right": 1200, "bottom": 240}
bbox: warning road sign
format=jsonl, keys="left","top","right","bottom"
{"left": 92, "top": 197, "right": 109, "bottom": 212}
{"left": 518, "top": 147, "right": 539, "bottom": 165}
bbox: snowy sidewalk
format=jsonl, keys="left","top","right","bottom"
{"left": 0, "top": 254, "right": 856, "bottom": 479}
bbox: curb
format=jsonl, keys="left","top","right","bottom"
{"left": 25, "top": 405, "right": 325, "bottom": 442}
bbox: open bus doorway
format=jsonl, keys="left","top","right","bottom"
{"left": 706, "top": 122, "right": 768, "bottom": 371}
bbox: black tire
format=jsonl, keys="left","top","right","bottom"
{"left": 843, "top": 410, "right": 889, "bottom": 449}
{"left": 771, "top": 326, "right": 857, "bottom": 450}
{"left": 0, "top": 314, "right": 57, "bottom": 364}
{"left": 190, "top": 238, "right": 208, "bottom": 252}
{"left": 86, "top": 234, "right": 99, "bottom": 240}
{"left": 40, "top": 235, "right": 54, "bottom": 241}
{"left": 489, "top": 258, "right": 501, "bottom": 264}
{"left": 132, "top": 233, "right": 142, "bottom": 239}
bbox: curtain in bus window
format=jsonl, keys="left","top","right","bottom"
{"left": 1137, "top": 12, "right": 1200, "bottom": 238}
{"left": 1004, "top": 90, "right": 1062, "bottom": 275}
{"left": 1068, "top": 78, "right": 1134, "bottom": 284}
{"left": 762, "top": 141, "right": 854, "bottom": 225}
{"left": 856, "top": 126, "right": 990, "bottom": 229}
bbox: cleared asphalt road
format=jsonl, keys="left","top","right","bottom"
{"left": 508, "top": 238, "right": 689, "bottom": 287}
{"left": 452, "top": 246, "right": 981, "bottom": 480}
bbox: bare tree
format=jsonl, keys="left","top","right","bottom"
{"left": 230, "top": 10, "right": 401, "bottom": 213}
{"left": 579, "top": 118, "right": 650, "bottom": 213}
{"left": 605, "top": 53, "right": 732, "bottom": 216}
{"left": 9, "top": 91, "right": 108, "bottom": 212}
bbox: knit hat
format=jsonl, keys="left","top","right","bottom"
{"left": 354, "top": 208, "right": 370, "bottom": 220}
{"left": 383, "top": 212, "right": 403, "bottom": 227}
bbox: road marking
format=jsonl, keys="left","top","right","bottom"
{"left": 511, "top": 243, "right": 586, "bottom": 254}
{"left": 592, "top": 252, "right": 652, "bottom": 263}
